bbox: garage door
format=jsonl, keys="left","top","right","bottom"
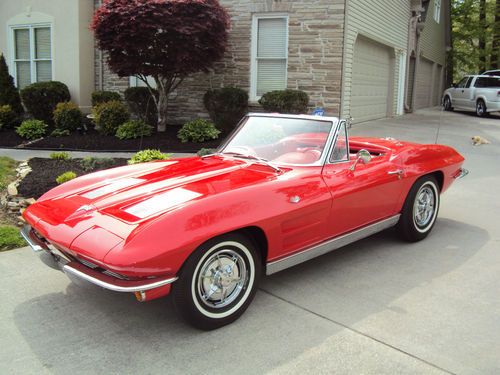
{"left": 415, "top": 58, "right": 433, "bottom": 109}
{"left": 351, "top": 36, "right": 392, "bottom": 123}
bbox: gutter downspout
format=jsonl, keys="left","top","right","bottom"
{"left": 98, "top": 0, "right": 103, "bottom": 91}
{"left": 404, "top": 11, "right": 423, "bottom": 113}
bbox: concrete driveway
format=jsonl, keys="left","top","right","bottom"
{"left": 1, "top": 108, "right": 499, "bottom": 374}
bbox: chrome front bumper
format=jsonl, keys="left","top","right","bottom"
{"left": 20, "top": 225, "right": 177, "bottom": 293}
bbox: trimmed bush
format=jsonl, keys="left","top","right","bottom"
{"left": 116, "top": 120, "right": 153, "bottom": 140}
{"left": 203, "top": 87, "right": 248, "bottom": 134}
{"left": 53, "top": 102, "right": 82, "bottom": 132}
{"left": 80, "top": 157, "right": 115, "bottom": 172}
{"left": 258, "top": 89, "right": 309, "bottom": 114}
{"left": 92, "top": 100, "right": 130, "bottom": 135}
{"left": 124, "top": 87, "right": 158, "bottom": 126}
{"left": 20, "top": 81, "right": 70, "bottom": 124}
{"left": 0, "top": 54, "right": 23, "bottom": 116}
{"left": 0, "top": 105, "right": 18, "bottom": 130}
{"left": 56, "top": 171, "right": 77, "bottom": 184}
{"left": 178, "top": 119, "right": 220, "bottom": 143}
{"left": 91, "top": 90, "right": 121, "bottom": 106}
{"left": 128, "top": 149, "right": 171, "bottom": 165}
{"left": 50, "top": 128, "right": 70, "bottom": 137}
{"left": 16, "top": 119, "right": 47, "bottom": 140}
{"left": 50, "top": 151, "right": 71, "bottom": 160}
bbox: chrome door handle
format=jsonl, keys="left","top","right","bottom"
{"left": 388, "top": 169, "right": 404, "bottom": 179}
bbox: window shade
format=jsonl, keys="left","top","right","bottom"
{"left": 15, "top": 29, "right": 30, "bottom": 60}
{"left": 257, "top": 18, "right": 287, "bottom": 59}
{"left": 35, "top": 28, "right": 51, "bottom": 59}
{"left": 255, "top": 17, "right": 288, "bottom": 96}
{"left": 36, "top": 61, "right": 52, "bottom": 82}
{"left": 16, "top": 61, "right": 31, "bottom": 89}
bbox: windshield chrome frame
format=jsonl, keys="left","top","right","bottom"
{"left": 217, "top": 114, "right": 340, "bottom": 167}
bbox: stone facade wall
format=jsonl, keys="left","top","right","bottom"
{"left": 94, "top": 0, "right": 346, "bottom": 124}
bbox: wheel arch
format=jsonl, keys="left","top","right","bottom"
{"left": 428, "top": 170, "right": 444, "bottom": 192}
{"left": 232, "top": 226, "right": 269, "bottom": 267}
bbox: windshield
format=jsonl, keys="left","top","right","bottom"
{"left": 220, "top": 116, "right": 335, "bottom": 165}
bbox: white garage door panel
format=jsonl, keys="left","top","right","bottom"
{"left": 415, "top": 58, "right": 433, "bottom": 109}
{"left": 351, "top": 37, "right": 392, "bottom": 123}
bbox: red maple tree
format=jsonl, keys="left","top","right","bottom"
{"left": 92, "top": 0, "right": 230, "bottom": 131}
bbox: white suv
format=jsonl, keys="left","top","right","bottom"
{"left": 443, "top": 75, "right": 500, "bottom": 117}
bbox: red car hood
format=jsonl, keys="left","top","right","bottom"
{"left": 23, "top": 156, "right": 278, "bottom": 261}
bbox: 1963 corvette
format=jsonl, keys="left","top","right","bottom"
{"left": 21, "top": 113, "right": 467, "bottom": 329}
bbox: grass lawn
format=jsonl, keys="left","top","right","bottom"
{"left": 0, "top": 156, "right": 27, "bottom": 251}
{"left": 0, "top": 156, "right": 17, "bottom": 190}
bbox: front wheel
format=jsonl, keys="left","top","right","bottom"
{"left": 172, "top": 233, "right": 261, "bottom": 330}
{"left": 476, "top": 100, "right": 488, "bottom": 117}
{"left": 443, "top": 96, "right": 453, "bottom": 111}
{"left": 397, "top": 176, "right": 440, "bottom": 242}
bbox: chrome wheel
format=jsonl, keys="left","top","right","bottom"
{"left": 174, "top": 234, "right": 261, "bottom": 329}
{"left": 397, "top": 176, "right": 440, "bottom": 242}
{"left": 413, "top": 186, "right": 435, "bottom": 228}
{"left": 476, "top": 100, "right": 486, "bottom": 117}
{"left": 196, "top": 249, "right": 248, "bottom": 309}
{"left": 443, "top": 96, "right": 452, "bottom": 111}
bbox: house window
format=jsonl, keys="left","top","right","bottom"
{"left": 251, "top": 15, "right": 288, "bottom": 100}
{"left": 434, "top": 0, "right": 441, "bottom": 23}
{"left": 11, "top": 25, "right": 52, "bottom": 88}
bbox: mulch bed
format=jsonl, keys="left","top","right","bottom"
{"left": 0, "top": 126, "right": 221, "bottom": 153}
{"left": 18, "top": 157, "right": 128, "bottom": 199}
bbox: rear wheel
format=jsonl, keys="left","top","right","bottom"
{"left": 397, "top": 176, "right": 440, "bottom": 242}
{"left": 172, "top": 233, "right": 261, "bottom": 330}
{"left": 476, "top": 99, "right": 488, "bottom": 117}
{"left": 443, "top": 96, "right": 453, "bottom": 111}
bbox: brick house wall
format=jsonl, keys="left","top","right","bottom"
{"left": 94, "top": 0, "right": 346, "bottom": 124}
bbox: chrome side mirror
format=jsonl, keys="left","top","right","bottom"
{"left": 349, "top": 149, "right": 371, "bottom": 171}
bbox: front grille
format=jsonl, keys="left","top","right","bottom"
{"left": 75, "top": 256, "right": 130, "bottom": 280}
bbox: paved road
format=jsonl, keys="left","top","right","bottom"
{"left": 1, "top": 108, "right": 499, "bottom": 374}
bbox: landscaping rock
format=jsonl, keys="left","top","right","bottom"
{"left": 7, "top": 183, "right": 18, "bottom": 196}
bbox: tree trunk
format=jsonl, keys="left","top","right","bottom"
{"left": 492, "top": 0, "right": 500, "bottom": 69}
{"left": 155, "top": 76, "right": 169, "bottom": 132}
{"left": 479, "top": 0, "right": 487, "bottom": 72}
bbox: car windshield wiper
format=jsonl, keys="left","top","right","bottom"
{"left": 217, "top": 151, "right": 282, "bottom": 173}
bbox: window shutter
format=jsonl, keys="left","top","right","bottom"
{"left": 256, "top": 18, "right": 287, "bottom": 96}
{"left": 15, "top": 29, "right": 30, "bottom": 60}
{"left": 35, "top": 28, "right": 51, "bottom": 59}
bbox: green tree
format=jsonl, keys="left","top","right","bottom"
{"left": 0, "top": 54, "right": 23, "bottom": 116}
{"left": 452, "top": 0, "right": 498, "bottom": 81}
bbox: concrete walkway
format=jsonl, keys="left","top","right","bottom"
{"left": 1, "top": 107, "right": 499, "bottom": 374}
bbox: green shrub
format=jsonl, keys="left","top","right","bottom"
{"left": 0, "top": 54, "right": 23, "bottom": 116}
{"left": 50, "top": 128, "right": 70, "bottom": 137}
{"left": 124, "top": 87, "right": 158, "bottom": 125}
{"left": 178, "top": 119, "right": 220, "bottom": 143}
{"left": 258, "top": 89, "right": 309, "bottom": 114}
{"left": 197, "top": 148, "right": 217, "bottom": 156}
{"left": 53, "top": 102, "right": 82, "bottom": 132}
{"left": 203, "top": 87, "right": 248, "bottom": 134}
{"left": 128, "top": 149, "right": 171, "bottom": 165}
{"left": 56, "top": 171, "right": 77, "bottom": 184}
{"left": 0, "top": 105, "right": 18, "bottom": 130}
{"left": 115, "top": 120, "right": 153, "bottom": 140}
{"left": 20, "top": 81, "right": 70, "bottom": 124}
{"left": 92, "top": 100, "right": 130, "bottom": 135}
{"left": 16, "top": 119, "right": 47, "bottom": 140}
{"left": 80, "top": 157, "right": 115, "bottom": 172}
{"left": 0, "top": 225, "right": 27, "bottom": 252}
{"left": 50, "top": 151, "right": 71, "bottom": 160}
{"left": 91, "top": 90, "right": 121, "bottom": 106}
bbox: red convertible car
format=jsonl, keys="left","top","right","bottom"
{"left": 21, "top": 114, "right": 467, "bottom": 330}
